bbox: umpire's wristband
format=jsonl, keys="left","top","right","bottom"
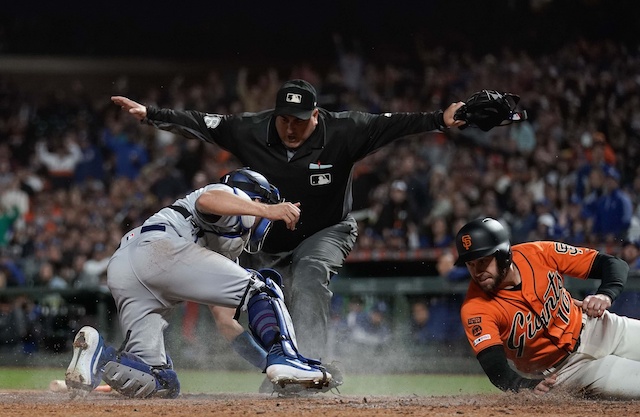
{"left": 435, "top": 110, "right": 446, "bottom": 131}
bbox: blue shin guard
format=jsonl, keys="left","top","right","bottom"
{"left": 247, "top": 269, "right": 320, "bottom": 365}
{"left": 102, "top": 351, "right": 180, "bottom": 398}
{"left": 247, "top": 269, "right": 332, "bottom": 390}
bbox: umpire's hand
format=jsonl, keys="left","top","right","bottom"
{"left": 112, "top": 96, "right": 147, "bottom": 120}
{"left": 443, "top": 101, "right": 467, "bottom": 128}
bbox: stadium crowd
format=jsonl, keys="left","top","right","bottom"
{"left": 1, "top": 37, "right": 640, "bottom": 354}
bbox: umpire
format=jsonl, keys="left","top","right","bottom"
{"left": 112, "top": 79, "right": 466, "bottom": 363}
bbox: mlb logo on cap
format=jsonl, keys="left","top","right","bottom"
{"left": 274, "top": 79, "right": 317, "bottom": 120}
{"left": 286, "top": 93, "right": 302, "bottom": 104}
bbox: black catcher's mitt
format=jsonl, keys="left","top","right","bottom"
{"left": 454, "top": 90, "right": 527, "bottom": 131}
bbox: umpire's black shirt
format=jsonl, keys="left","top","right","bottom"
{"left": 145, "top": 107, "right": 445, "bottom": 253}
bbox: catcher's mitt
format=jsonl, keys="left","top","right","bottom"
{"left": 454, "top": 90, "right": 527, "bottom": 131}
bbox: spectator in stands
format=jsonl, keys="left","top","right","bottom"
{"left": 333, "top": 296, "right": 368, "bottom": 354}
{"left": 422, "top": 215, "right": 453, "bottom": 248}
{"left": 74, "top": 134, "right": 106, "bottom": 185}
{"left": 148, "top": 162, "right": 190, "bottom": 207}
{"left": 610, "top": 240, "right": 640, "bottom": 319}
{"left": 580, "top": 166, "right": 606, "bottom": 236}
{"left": 504, "top": 185, "right": 537, "bottom": 244}
{"left": 437, "top": 250, "right": 470, "bottom": 283}
{"left": 74, "top": 244, "right": 110, "bottom": 289}
{"left": 340, "top": 296, "right": 368, "bottom": 330}
{"left": 574, "top": 132, "right": 615, "bottom": 202}
{"left": 589, "top": 166, "right": 633, "bottom": 244}
{"left": 101, "top": 114, "right": 149, "bottom": 180}
{"left": 0, "top": 295, "right": 23, "bottom": 350}
{"left": 409, "top": 300, "right": 431, "bottom": 346}
{"left": 529, "top": 213, "right": 557, "bottom": 241}
{"left": 408, "top": 251, "right": 468, "bottom": 351}
{"left": 36, "top": 261, "right": 67, "bottom": 289}
{"left": 347, "top": 301, "right": 391, "bottom": 353}
{"left": 619, "top": 240, "right": 640, "bottom": 271}
{"left": 1, "top": 174, "right": 29, "bottom": 229}
{"left": 509, "top": 118, "right": 537, "bottom": 156}
{"left": 373, "top": 180, "right": 420, "bottom": 250}
{"left": 0, "top": 205, "right": 20, "bottom": 248}
{"left": 35, "top": 133, "right": 82, "bottom": 190}
{"left": 0, "top": 251, "right": 26, "bottom": 287}
{"left": 408, "top": 297, "right": 466, "bottom": 352}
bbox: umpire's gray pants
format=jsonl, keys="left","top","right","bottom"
{"left": 241, "top": 214, "right": 358, "bottom": 360}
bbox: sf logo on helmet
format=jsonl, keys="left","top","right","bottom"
{"left": 462, "top": 234, "right": 473, "bottom": 250}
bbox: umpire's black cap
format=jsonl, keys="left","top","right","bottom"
{"left": 274, "top": 79, "right": 317, "bottom": 120}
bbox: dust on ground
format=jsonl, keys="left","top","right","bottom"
{"left": 1, "top": 390, "right": 639, "bottom": 417}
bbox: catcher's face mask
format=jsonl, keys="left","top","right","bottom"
{"left": 454, "top": 90, "right": 528, "bottom": 131}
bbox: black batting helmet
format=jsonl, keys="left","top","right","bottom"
{"left": 455, "top": 218, "right": 512, "bottom": 270}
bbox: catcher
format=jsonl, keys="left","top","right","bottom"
{"left": 65, "top": 168, "right": 336, "bottom": 398}
{"left": 456, "top": 217, "right": 640, "bottom": 399}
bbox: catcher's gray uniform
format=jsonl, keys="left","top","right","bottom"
{"left": 107, "top": 183, "right": 254, "bottom": 365}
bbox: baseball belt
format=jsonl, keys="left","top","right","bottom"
{"left": 542, "top": 325, "right": 583, "bottom": 377}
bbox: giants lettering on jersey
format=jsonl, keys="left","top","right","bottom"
{"left": 506, "top": 270, "right": 572, "bottom": 357}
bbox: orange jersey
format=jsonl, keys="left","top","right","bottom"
{"left": 460, "top": 241, "right": 597, "bottom": 374}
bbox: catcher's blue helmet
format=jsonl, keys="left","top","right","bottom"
{"left": 220, "top": 168, "right": 281, "bottom": 205}
{"left": 220, "top": 168, "right": 282, "bottom": 253}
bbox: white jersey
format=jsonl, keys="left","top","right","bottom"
{"left": 143, "top": 183, "right": 253, "bottom": 261}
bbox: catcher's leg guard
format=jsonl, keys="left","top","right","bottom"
{"left": 247, "top": 268, "right": 300, "bottom": 358}
{"left": 246, "top": 269, "right": 331, "bottom": 389}
{"left": 102, "top": 351, "right": 180, "bottom": 399}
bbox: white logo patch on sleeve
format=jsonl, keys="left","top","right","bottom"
{"left": 473, "top": 334, "right": 491, "bottom": 346}
{"left": 204, "top": 114, "right": 222, "bottom": 129}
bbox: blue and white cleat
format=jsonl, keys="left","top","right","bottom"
{"left": 65, "top": 326, "right": 105, "bottom": 397}
{"left": 265, "top": 345, "right": 332, "bottom": 390}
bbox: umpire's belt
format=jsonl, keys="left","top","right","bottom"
{"left": 141, "top": 224, "right": 166, "bottom": 233}
{"left": 542, "top": 327, "right": 583, "bottom": 377}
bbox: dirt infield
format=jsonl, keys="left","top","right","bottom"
{"left": 1, "top": 390, "right": 639, "bottom": 417}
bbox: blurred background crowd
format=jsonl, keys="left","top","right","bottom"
{"left": 1, "top": 0, "right": 640, "bottom": 362}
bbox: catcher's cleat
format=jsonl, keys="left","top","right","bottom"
{"left": 265, "top": 345, "right": 333, "bottom": 390}
{"left": 65, "top": 326, "right": 105, "bottom": 397}
{"left": 262, "top": 360, "right": 344, "bottom": 397}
